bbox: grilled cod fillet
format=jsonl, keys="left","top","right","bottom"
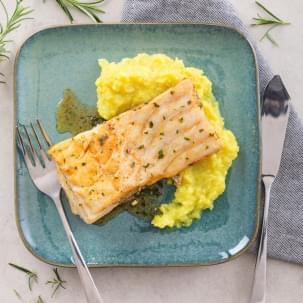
{"left": 48, "top": 79, "right": 221, "bottom": 224}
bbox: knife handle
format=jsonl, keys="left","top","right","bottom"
{"left": 250, "top": 175, "right": 274, "bottom": 303}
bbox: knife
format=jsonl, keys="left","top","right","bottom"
{"left": 250, "top": 75, "right": 290, "bottom": 303}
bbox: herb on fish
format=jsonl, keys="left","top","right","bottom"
{"left": 159, "top": 132, "right": 164, "bottom": 136}
{"left": 138, "top": 144, "right": 144, "bottom": 150}
{"left": 149, "top": 121, "right": 154, "bottom": 128}
{"left": 170, "top": 90, "right": 175, "bottom": 95}
{"left": 251, "top": 1, "right": 290, "bottom": 46}
{"left": 99, "top": 135, "right": 108, "bottom": 146}
{"left": 46, "top": 268, "right": 66, "bottom": 297}
{"left": 0, "top": 0, "right": 32, "bottom": 82}
{"left": 179, "top": 117, "right": 184, "bottom": 123}
{"left": 153, "top": 102, "right": 160, "bottom": 108}
{"left": 158, "top": 149, "right": 164, "bottom": 159}
{"left": 199, "top": 129, "right": 204, "bottom": 133}
{"left": 143, "top": 163, "right": 150, "bottom": 169}
{"left": 130, "top": 162, "right": 135, "bottom": 168}
{"left": 53, "top": 0, "right": 105, "bottom": 23}
{"left": 184, "top": 137, "right": 190, "bottom": 141}
{"left": 9, "top": 263, "right": 38, "bottom": 291}
{"left": 176, "top": 129, "right": 179, "bottom": 134}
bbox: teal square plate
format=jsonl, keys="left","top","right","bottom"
{"left": 15, "top": 24, "right": 260, "bottom": 267}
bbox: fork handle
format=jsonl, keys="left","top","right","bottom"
{"left": 250, "top": 175, "right": 274, "bottom": 303}
{"left": 53, "top": 194, "right": 104, "bottom": 303}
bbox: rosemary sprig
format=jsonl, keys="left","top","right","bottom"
{"left": 251, "top": 1, "right": 290, "bottom": 45}
{"left": 9, "top": 263, "right": 38, "bottom": 291}
{"left": 54, "top": 0, "right": 105, "bottom": 23}
{"left": 46, "top": 268, "right": 67, "bottom": 297}
{"left": 0, "top": 0, "right": 32, "bottom": 82}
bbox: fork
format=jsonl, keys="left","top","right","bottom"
{"left": 16, "top": 120, "right": 103, "bottom": 303}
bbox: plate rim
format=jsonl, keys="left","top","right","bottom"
{"left": 14, "top": 22, "right": 261, "bottom": 268}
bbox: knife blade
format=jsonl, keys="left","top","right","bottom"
{"left": 250, "top": 75, "right": 290, "bottom": 303}
{"left": 262, "top": 75, "right": 290, "bottom": 177}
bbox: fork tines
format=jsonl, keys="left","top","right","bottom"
{"left": 16, "top": 120, "right": 52, "bottom": 168}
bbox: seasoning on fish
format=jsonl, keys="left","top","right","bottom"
{"left": 48, "top": 79, "right": 221, "bottom": 224}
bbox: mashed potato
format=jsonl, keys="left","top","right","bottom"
{"left": 96, "top": 53, "right": 239, "bottom": 228}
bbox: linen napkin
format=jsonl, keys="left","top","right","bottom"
{"left": 122, "top": 0, "right": 303, "bottom": 264}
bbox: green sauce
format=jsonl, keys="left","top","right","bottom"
{"left": 94, "top": 180, "right": 175, "bottom": 225}
{"left": 56, "top": 89, "right": 103, "bottom": 135}
{"left": 56, "top": 89, "right": 176, "bottom": 225}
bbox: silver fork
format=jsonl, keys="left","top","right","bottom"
{"left": 16, "top": 120, "right": 103, "bottom": 303}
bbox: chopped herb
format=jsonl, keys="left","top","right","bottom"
{"left": 158, "top": 149, "right": 164, "bottom": 159}
{"left": 143, "top": 163, "right": 150, "bottom": 169}
{"left": 46, "top": 268, "right": 66, "bottom": 298}
{"left": 159, "top": 132, "right": 164, "bottom": 136}
{"left": 130, "top": 162, "right": 135, "bottom": 168}
{"left": 184, "top": 137, "right": 190, "bottom": 141}
{"left": 206, "top": 145, "right": 209, "bottom": 150}
{"left": 198, "top": 104, "right": 203, "bottom": 108}
{"left": 99, "top": 135, "right": 108, "bottom": 146}
{"left": 149, "top": 121, "right": 154, "bottom": 128}
{"left": 199, "top": 129, "right": 204, "bottom": 133}
{"left": 153, "top": 103, "right": 160, "bottom": 108}
{"left": 144, "top": 131, "right": 149, "bottom": 135}
{"left": 209, "top": 133, "right": 215, "bottom": 137}
{"left": 81, "top": 162, "right": 86, "bottom": 166}
{"left": 9, "top": 263, "right": 38, "bottom": 291}
{"left": 185, "top": 157, "right": 189, "bottom": 160}
{"left": 179, "top": 117, "right": 184, "bottom": 123}
{"left": 176, "top": 129, "right": 179, "bottom": 134}
{"left": 187, "top": 100, "right": 192, "bottom": 105}
{"left": 101, "top": 192, "right": 105, "bottom": 196}
{"left": 170, "top": 90, "right": 175, "bottom": 95}
{"left": 162, "top": 115, "right": 166, "bottom": 120}
{"left": 173, "top": 149, "right": 176, "bottom": 153}
{"left": 138, "top": 145, "right": 144, "bottom": 150}
{"left": 130, "top": 121, "right": 135, "bottom": 125}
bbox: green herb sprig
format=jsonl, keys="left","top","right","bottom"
{"left": 9, "top": 263, "right": 38, "bottom": 291}
{"left": 251, "top": 1, "right": 290, "bottom": 46}
{"left": 54, "top": 0, "right": 105, "bottom": 23}
{"left": 0, "top": 0, "right": 32, "bottom": 82}
{"left": 46, "top": 268, "right": 67, "bottom": 297}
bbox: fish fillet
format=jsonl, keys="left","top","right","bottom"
{"left": 48, "top": 79, "right": 221, "bottom": 224}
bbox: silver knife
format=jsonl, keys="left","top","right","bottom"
{"left": 250, "top": 75, "right": 290, "bottom": 303}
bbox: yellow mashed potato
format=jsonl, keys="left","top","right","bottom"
{"left": 96, "top": 53, "right": 239, "bottom": 228}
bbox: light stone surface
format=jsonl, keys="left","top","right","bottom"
{"left": 1, "top": 1, "right": 303, "bottom": 302}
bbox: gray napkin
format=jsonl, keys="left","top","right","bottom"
{"left": 122, "top": 0, "right": 303, "bottom": 264}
